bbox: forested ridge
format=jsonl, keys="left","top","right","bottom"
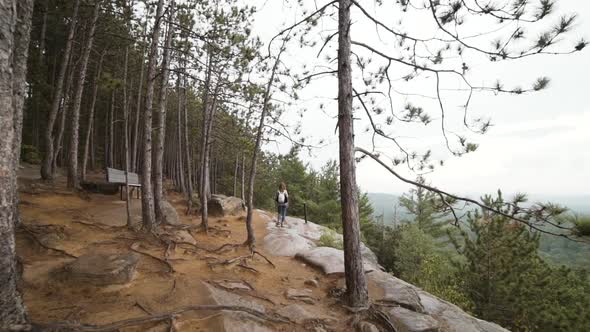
{"left": 1, "top": 0, "right": 589, "bottom": 331}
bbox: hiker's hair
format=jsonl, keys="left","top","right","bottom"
{"left": 279, "top": 182, "right": 286, "bottom": 191}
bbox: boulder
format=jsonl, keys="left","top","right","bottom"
{"left": 284, "top": 288, "right": 316, "bottom": 304}
{"left": 295, "top": 247, "right": 376, "bottom": 276}
{"left": 387, "top": 307, "right": 439, "bottom": 332}
{"left": 207, "top": 194, "right": 245, "bottom": 217}
{"left": 160, "top": 200, "right": 180, "bottom": 225}
{"left": 64, "top": 252, "right": 139, "bottom": 286}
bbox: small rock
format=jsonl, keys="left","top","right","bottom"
{"left": 358, "top": 321, "right": 380, "bottom": 332}
{"left": 285, "top": 288, "right": 316, "bottom": 304}
{"left": 64, "top": 252, "right": 139, "bottom": 286}
{"left": 304, "top": 279, "right": 319, "bottom": 288}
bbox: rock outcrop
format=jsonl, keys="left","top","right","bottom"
{"left": 260, "top": 211, "right": 509, "bottom": 332}
{"left": 208, "top": 194, "right": 245, "bottom": 217}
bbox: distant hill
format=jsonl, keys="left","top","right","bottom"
{"left": 367, "top": 193, "right": 409, "bottom": 225}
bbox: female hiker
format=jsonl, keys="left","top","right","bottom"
{"left": 275, "top": 182, "right": 289, "bottom": 227}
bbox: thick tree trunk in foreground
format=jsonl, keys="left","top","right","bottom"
{"left": 153, "top": 3, "right": 174, "bottom": 224}
{"left": 1, "top": 0, "right": 33, "bottom": 328}
{"left": 140, "top": 0, "right": 166, "bottom": 231}
{"left": 245, "top": 48, "right": 282, "bottom": 248}
{"left": 41, "top": 0, "right": 80, "bottom": 180}
{"left": 337, "top": 0, "right": 368, "bottom": 308}
{"left": 82, "top": 52, "right": 105, "bottom": 181}
{"left": 67, "top": 0, "right": 101, "bottom": 189}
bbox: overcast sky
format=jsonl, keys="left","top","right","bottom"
{"left": 250, "top": 0, "right": 590, "bottom": 198}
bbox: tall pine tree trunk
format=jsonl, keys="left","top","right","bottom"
{"left": 82, "top": 52, "right": 105, "bottom": 181}
{"left": 132, "top": 39, "right": 146, "bottom": 173}
{"left": 0, "top": 0, "right": 33, "bottom": 327}
{"left": 245, "top": 47, "right": 283, "bottom": 248}
{"left": 176, "top": 76, "right": 185, "bottom": 194}
{"left": 182, "top": 72, "right": 193, "bottom": 214}
{"left": 41, "top": 0, "right": 80, "bottom": 180}
{"left": 123, "top": 47, "right": 132, "bottom": 227}
{"left": 337, "top": 0, "right": 368, "bottom": 308}
{"left": 108, "top": 90, "right": 115, "bottom": 168}
{"left": 67, "top": 0, "right": 101, "bottom": 189}
{"left": 153, "top": 2, "right": 174, "bottom": 224}
{"left": 140, "top": 0, "right": 166, "bottom": 231}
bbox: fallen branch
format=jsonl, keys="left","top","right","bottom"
{"left": 130, "top": 242, "right": 175, "bottom": 273}
{"left": 38, "top": 304, "right": 290, "bottom": 331}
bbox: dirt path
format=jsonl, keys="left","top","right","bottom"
{"left": 16, "top": 165, "right": 351, "bottom": 331}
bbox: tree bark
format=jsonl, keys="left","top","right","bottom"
{"left": 1, "top": 0, "right": 33, "bottom": 327}
{"left": 245, "top": 46, "right": 283, "bottom": 248}
{"left": 53, "top": 54, "right": 78, "bottom": 173}
{"left": 233, "top": 154, "right": 238, "bottom": 197}
{"left": 140, "top": 0, "right": 166, "bottom": 231}
{"left": 176, "top": 76, "right": 185, "bottom": 194}
{"left": 67, "top": 0, "right": 101, "bottom": 189}
{"left": 132, "top": 35, "right": 146, "bottom": 173}
{"left": 108, "top": 90, "right": 115, "bottom": 168}
{"left": 82, "top": 51, "right": 105, "bottom": 181}
{"left": 241, "top": 153, "right": 245, "bottom": 201}
{"left": 123, "top": 47, "right": 132, "bottom": 227}
{"left": 152, "top": 1, "right": 174, "bottom": 224}
{"left": 182, "top": 71, "right": 193, "bottom": 214}
{"left": 337, "top": 0, "right": 368, "bottom": 308}
{"left": 41, "top": 0, "right": 80, "bottom": 180}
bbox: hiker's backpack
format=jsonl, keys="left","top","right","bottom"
{"left": 277, "top": 191, "right": 287, "bottom": 204}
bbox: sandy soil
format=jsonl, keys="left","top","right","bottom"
{"left": 15, "top": 164, "right": 368, "bottom": 331}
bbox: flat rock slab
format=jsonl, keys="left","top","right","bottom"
{"left": 387, "top": 307, "right": 439, "bottom": 332}
{"left": 295, "top": 247, "right": 376, "bottom": 276}
{"left": 369, "top": 270, "right": 424, "bottom": 313}
{"left": 284, "top": 288, "right": 315, "bottom": 304}
{"left": 64, "top": 252, "right": 139, "bottom": 286}
{"left": 263, "top": 229, "right": 314, "bottom": 256}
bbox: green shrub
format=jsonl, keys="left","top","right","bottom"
{"left": 574, "top": 216, "right": 590, "bottom": 236}
{"left": 21, "top": 144, "right": 40, "bottom": 164}
{"left": 317, "top": 229, "right": 343, "bottom": 250}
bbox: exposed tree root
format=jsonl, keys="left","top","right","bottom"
{"left": 212, "top": 242, "right": 242, "bottom": 253}
{"left": 237, "top": 263, "right": 260, "bottom": 274}
{"left": 37, "top": 304, "right": 290, "bottom": 331}
{"left": 72, "top": 220, "right": 121, "bottom": 231}
{"left": 18, "top": 224, "right": 78, "bottom": 258}
{"left": 252, "top": 250, "right": 276, "bottom": 268}
{"left": 130, "top": 242, "right": 175, "bottom": 273}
